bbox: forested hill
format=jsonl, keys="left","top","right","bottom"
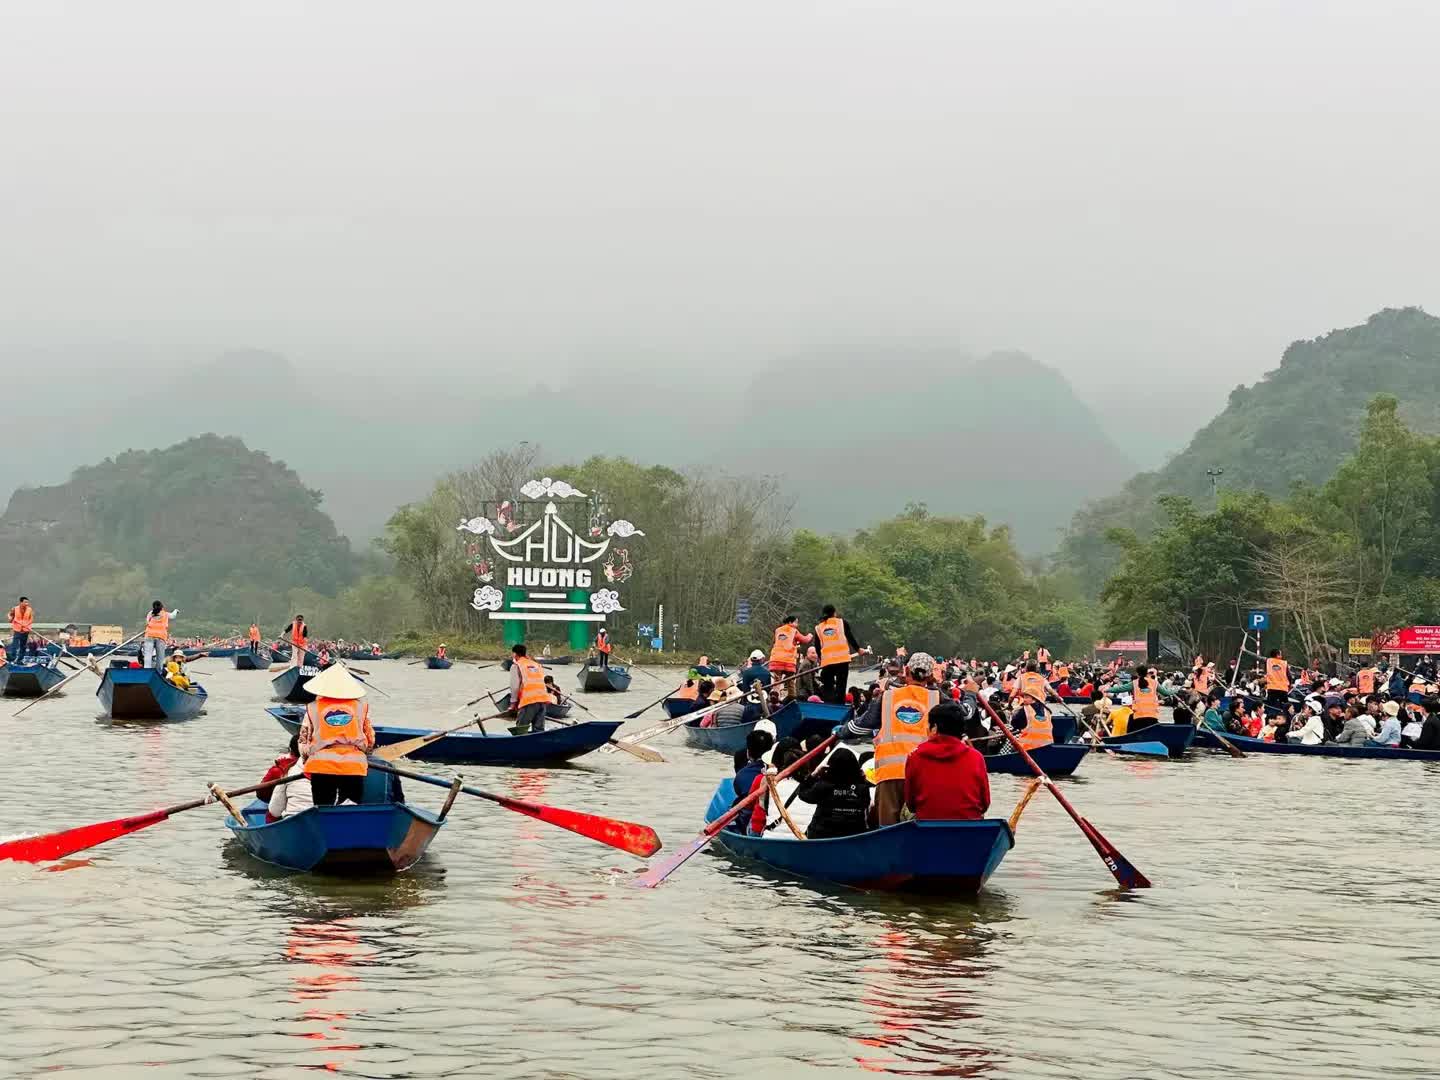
{"left": 1059, "top": 306, "right": 1440, "bottom": 590}
{"left": 0, "top": 435, "right": 357, "bottom": 629}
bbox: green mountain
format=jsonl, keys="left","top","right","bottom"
{"left": 0, "top": 435, "right": 357, "bottom": 631}
{"left": 1059, "top": 306, "right": 1440, "bottom": 590}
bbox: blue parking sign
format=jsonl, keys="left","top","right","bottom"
{"left": 1246, "top": 610, "right": 1270, "bottom": 631}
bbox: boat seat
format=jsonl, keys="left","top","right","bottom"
{"left": 358, "top": 766, "right": 402, "bottom": 804}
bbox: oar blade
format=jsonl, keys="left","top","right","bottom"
{"left": 633, "top": 834, "right": 709, "bottom": 888}
{"left": 494, "top": 795, "right": 662, "bottom": 858}
{"left": 1079, "top": 816, "right": 1152, "bottom": 890}
{"left": 0, "top": 809, "right": 169, "bottom": 864}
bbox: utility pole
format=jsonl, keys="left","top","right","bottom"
{"left": 1206, "top": 468, "right": 1224, "bottom": 507}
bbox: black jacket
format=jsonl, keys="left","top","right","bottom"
{"left": 797, "top": 774, "right": 872, "bottom": 839}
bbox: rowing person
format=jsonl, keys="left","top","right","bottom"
{"left": 845, "top": 652, "right": 938, "bottom": 827}
{"left": 509, "top": 644, "right": 551, "bottom": 733}
{"left": 142, "top": 600, "right": 176, "bottom": 670}
{"left": 7, "top": 596, "right": 34, "bottom": 664}
{"left": 285, "top": 614, "right": 309, "bottom": 669}
{"left": 767, "top": 615, "right": 812, "bottom": 700}
{"left": 297, "top": 664, "right": 375, "bottom": 806}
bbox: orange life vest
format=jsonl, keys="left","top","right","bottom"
{"left": 596, "top": 630, "right": 612, "bottom": 655}
{"left": 302, "top": 698, "right": 373, "bottom": 777}
{"left": 1194, "top": 668, "right": 1211, "bottom": 696}
{"left": 675, "top": 683, "right": 699, "bottom": 702}
{"left": 248, "top": 624, "right": 261, "bottom": 643}
{"left": 290, "top": 622, "right": 308, "bottom": 648}
{"left": 1015, "top": 704, "right": 1054, "bottom": 749}
{"left": 1053, "top": 662, "right": 1070, "bottom": 680}
{"left": 1017, "top": 671, "right": 1048, "bottom": 702}
{"left": 1357, "top": 667, "right": 1377, "bottom": 695}
{"left": 1037, "top": 647, "right": 1050, "bottom": 665}
{"left": 815, "top": 617, "right": 849, "bottom": 668}
{"left": 1265, "top": 657, "right": 1289, "bottom": 692}
{"left": 9, "top": 604, "right": 34, "bottom": 633}
{"left": 437, "top": 645, "right": 447, "bottom": 659}
{"left": 1132, "top": 682, "right": 1160, "bottom": 719}
{"left": 145, "top": 610, "right": 170, "bottom": 640}
{"left": 769, "top": 624, "right": 800, "bottom": 669}
{"left": 873, "top": 685, "right": 938, "bottom": 783}
{"left": 515, "top": 657, "right": 550, "bottom": 708}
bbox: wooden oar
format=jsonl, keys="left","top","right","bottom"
{"left": 12, "top": 629, "right": 148, "bottom": 716}
{"left": 1007, "top": 778, "right": 1043, "bottom": 832}
{"left": 369, "top": 760, "right": 661, "bottom": 857}
{"left": 23, "top": 632, "right": 84, "bottom": 672}
{"left": 765, "top": 774, "right": 805, "bottom": 839}
{"left": 373, "top": 710, "right": 511, "bottom": 761}
{"left": 623, "top": 678, "right": 692, "bottom": 721}
{"left": 975, "top": 693, "right": 1150, "bottom": 890}
{"left": 634, "top": 734, "right": 839, "bottom": 888}
{"left": 0, "top": 772, "right": 305, "bottom": 863}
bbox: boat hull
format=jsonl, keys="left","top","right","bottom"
{"left": 1195, "top": 727, "right": 1440, "bottom": 761}
{"left": 225, "top": 800, "right": 443, "bottom": 873}
{"left": 681, "top": 700, "right": 848, "bottom": 754}
{"left": 986, "top": 741, "right": 1090, "bottom": 777}
{"left": 1104, "top": 722, "right": 1195, "bottom": 758}
{"left": 489, "top": 691, "right": 573, "bottom": 720}
{"left": 663, "top": 697, "right": 698, "bottom": 719}
{"left": 577, "top": 664, "right": 632, "bottom": 692}
{"left": 269, "top": 708, "right": 620, "bottom": 765}
{"left": 425, "top": 657, "right": 453, "bottom": 670}
{"left": 706, "top": 791, "right": 1013, "bottom": 893}
{"left": 271, "top": 666, "right": 321, "bottom": 704}
{"left": 232, "top": 650, "right": 272, "bottom": 670}
{"left": 97, "top": 668, "right": 207, "bottom": 721}
{"left": 0, "top": 663, "right": 66, "bottom": 698}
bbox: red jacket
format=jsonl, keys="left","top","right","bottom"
{"left": 904, "top": 734, "right": 990, "bottom": 821}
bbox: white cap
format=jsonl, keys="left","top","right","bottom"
{"left": 749, "top": 650, "right": 766, "bottom": 661}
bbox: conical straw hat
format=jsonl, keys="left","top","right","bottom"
{"left": 305, "top": 662, "right": 367, "bottom": 700}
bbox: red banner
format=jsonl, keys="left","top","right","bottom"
{"left": 1095, "top": 639, "right": 1146, "bottom": 653}
{"left": 1377, "top": 626, "right": 1440, "bottom": 653}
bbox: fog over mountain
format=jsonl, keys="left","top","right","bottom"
{"left": 4, "top": 2, "right": 1439, "bottom": 547}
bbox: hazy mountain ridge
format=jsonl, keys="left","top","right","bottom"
{"left": 1058, "top": 306, "right": 1440, "bottom": 590}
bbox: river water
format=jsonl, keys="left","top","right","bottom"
{"left": 2, "top": 661, "right": 1438, "bottom": 1079}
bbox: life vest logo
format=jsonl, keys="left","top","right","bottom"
{"left": 822, "top": 628, "right": 837, "bottom": 638}
{"left": 895, "top": 705, "right": 925, "bottom": 726}
{"left": 321, "top": 708, "right": 354, "bottom": 727}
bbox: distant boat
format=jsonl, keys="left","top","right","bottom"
{"left": 488, "top": 690, "right": 573, "bottom": 720}
{"left": 232, "top": 650, "right": 272, "bottom": 671}
{"left": 268, "top": 707, "right": 619, "bottom": 766}
{"left": 97, "top": 667, "right": 207, "bottom": 721}
{"left": 0, "top": 662, "right": 66, "bottom": 698}
{"left": 983, "top": 741, "right": 1090, "bottom": 777}
{"left": 501, "top": 655, "right": 573, "bottom": 670}
{"left": 681, "top": 699, "right": 847, "bottom": 755}
{"left": 577, "top": 663, "right": 632, "bottom": 693}
{"left": 424, "top": 656, "right": 453, "bottom": 670}
{"left": 1196, "top": 728, "right": 1440, "bottom": 761}
{"left": 271, "top": 665, "right": 323, "bottom": 704}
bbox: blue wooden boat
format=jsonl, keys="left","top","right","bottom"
{"left": 268, "top": 707, "right": 621, "bottom": 766}
{"left": 703, "top": 780, "right": 1012, "bottom": 893}
{"left": 232, "top": 650, "right": 271, "bottom": 671}
{"left": 489, "top": 691, "right": 573, "bottom": 720}
{"left": 681, "top": 700, "right": 846, "bottom": 755}
{"left": 271, "top": 665, "right": 322, "bottom": 704}
{"left": 425, "top": 656, "right": 453, "bottom": 670}
{"left": 663, "top": 696, "right": 699, "bottom": 719}
{"left": 985, "top": 741, "right": 1089, "bottom": 777}
{"left": 578, "top": 662, "right": 632, "bottom": 692}
{"left": 1195, "top": 727, "right": 1440, "bottom": 761}
{"left": 1104, "top": 722, "right": 1195, "bottom": 758}
{"left": 0, "top": 662, "right": 67, "bottom": 698}
{"left": 97, "top": 667, "right": 207, "bottom": 721}
{"left": 223, "top": 776, "right": 445, "bottom": 873}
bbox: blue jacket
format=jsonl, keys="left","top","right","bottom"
{"left": 729, "top": 760, "right": 765, "bottom": 832}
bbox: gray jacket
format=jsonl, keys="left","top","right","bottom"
{"left": 1332, "top": 717, "right": 1371, "bottom": 745}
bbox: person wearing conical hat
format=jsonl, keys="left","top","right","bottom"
{"left": 298, "top": 663, "right": 375, "bottom": 806}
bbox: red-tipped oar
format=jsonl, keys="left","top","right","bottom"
{"left": 370, "top": 761, "right": 661, "bottom": 858}
{"left": 634, "top": 734, "right": 838, "bottom": 888}
{"left": 975, "top": 693, "right": 1150, "bottom": 889}
{"left": 0, "top": 774, "right": 302, "bottom": 864}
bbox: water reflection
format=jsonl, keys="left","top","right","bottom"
{"left": 285, "top": 916, "right": 369, "bottom": 1072}
{"left": 220, "top": 843, "right": 448, "bottom": 919}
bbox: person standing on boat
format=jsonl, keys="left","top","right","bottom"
{"left": 297, "top": 664, "right": 375, "bottom": 806}
{"left": 248, "top": 622, "right": 262, "bottom": 656}
{"left": 286, "top": 614, "right": 309, "bottom": 669}
{"left": 1264, "top": 649, "right": 1291, "bottom": 718}
{"left": 595, "top": 627, "right": 612, "bottom": 669}
{"left": 814, "top": 605, "right": 859, "bottom": 705}
{"left": 846, "top": 652, "right": 939, "bottom": 827}
{"left": 437, "top": 643, "right": 448, "bottom": 661}
{"left": 767, "top": 615, "right": 811, "bottom": 699}
{"left": 7, "top": 596, "right": 34, "bottom": 664}
{"left": 509, "top": 644, "right": 551, "bottom": 733}
{"left": 142, "top": 600, "right": 176, "bottom": 670}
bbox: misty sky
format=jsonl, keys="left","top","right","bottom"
{"left": 4, "top": 1, "right": 1439, "bottom": 463}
